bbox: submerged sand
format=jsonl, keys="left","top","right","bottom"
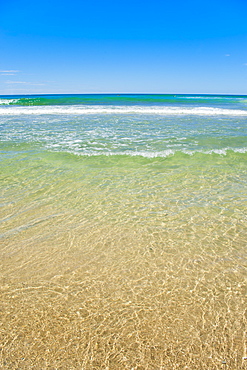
{"left": 1, "top": 212, "right": 246, "bottom": 369}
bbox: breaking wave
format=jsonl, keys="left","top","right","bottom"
{"left": 0, "top": 105, "right": 247, "bottom": 116}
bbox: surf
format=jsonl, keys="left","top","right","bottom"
{"left": 0, "top": 105, "right": 247, "bottom": 116}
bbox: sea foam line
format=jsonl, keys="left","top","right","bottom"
{"left": 50, "top": 147, "right": 247, "bottom": 158}
{"left": 0, "top": 105, "right": 247, "bottom": 116}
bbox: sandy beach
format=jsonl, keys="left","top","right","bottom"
{"left": 1, "top": 94, "right": 247, "bottom": 369}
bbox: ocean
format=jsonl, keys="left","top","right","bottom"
{"left": 0, "top": 94, "right": 247, "bottom": 369}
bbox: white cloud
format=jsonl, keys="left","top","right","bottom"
{"left": 5, "top": 81, "right": 27, "bottom": 84}
{"left": 0, "top": 70, "right": 20, "bottom": 75}
{"left": 225, "top": 54, "right": 230, "bottom": 57}
{"left": 5, "top": 81, "right": 45, "bottom": 85}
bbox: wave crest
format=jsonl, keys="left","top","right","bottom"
{"left": 0, "top": 105, "right": 247, "bottom": 116}
{"left": 48, "top": 147, "right": 247, "bottom": 158}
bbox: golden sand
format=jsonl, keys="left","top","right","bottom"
{"left": 1, "top": 212, "right": 246, "bottom": 369}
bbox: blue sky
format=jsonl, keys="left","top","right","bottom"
{"left": 0, "top": 0, "right": 247, "bottom": 94}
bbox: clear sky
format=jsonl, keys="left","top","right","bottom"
{"left": 0, "top": 0, "right": 247, "bottom": 95}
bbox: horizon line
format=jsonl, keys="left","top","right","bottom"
{"left": 0, "top": 92, "right": 247, "bottom": 97}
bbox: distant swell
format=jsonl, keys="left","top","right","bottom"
{"left": 0, "top": 105, "right": 247, "bottom": 116}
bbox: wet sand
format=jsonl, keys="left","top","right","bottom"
{"left": 1, "top": 209, "right": 246, "bottom": 369}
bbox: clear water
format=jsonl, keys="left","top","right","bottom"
{"left": 0, "top": 94, "right": 247, "bottom": 369}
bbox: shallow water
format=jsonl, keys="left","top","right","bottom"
{"left": 0, "top": 94, "right": 247, "bottom": 369}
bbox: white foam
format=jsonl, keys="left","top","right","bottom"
{"left": 49, "top": 147, "right": 247, "bottom": 158}
{"left": 0, "top": 99, "right": 18, "bottom": 105}
{"left": 69, "top": 149, "right": 176, "bottom": 158}
{"left": 0, "top": 105, "right": 247, "bottom": 116}
{"left": 205, "top": 147, "right": 247, "bottom": 155}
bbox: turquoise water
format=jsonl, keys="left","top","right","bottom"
{"left": 1, "top": 92, "right": 246, "bottom": 243}
{"left": 1, "top": 93, "right": 247, "bottom": 106}
{"left": 1, "top": 94, "right": 247, "bottom": 155}
{"left": 1, "top": 94, "right": 247, "bottom": 368}
{"left": 1, "top": 93, "right": 247, "bottom": 242}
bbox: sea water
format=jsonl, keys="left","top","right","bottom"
{"left": 0, "top": 94, "right": 247, "bottom": 369}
